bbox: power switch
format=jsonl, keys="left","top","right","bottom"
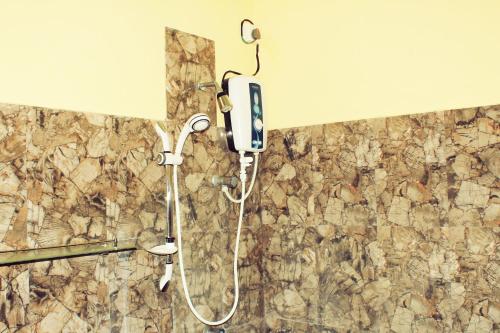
{"left": 254, "top": 118, "right": 263, "bottom": 132}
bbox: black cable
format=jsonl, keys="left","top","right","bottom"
{"left": 221, "top": 19, "right": 261, "bottom": 85}
{"left": 253, "top": 44, "right": 260, "bottom": 76}
{"left": 240, "top": 19, "right": 254, "bottom": 43}
{"left": 222, "top": 70, "right": 242, "bottom": 84}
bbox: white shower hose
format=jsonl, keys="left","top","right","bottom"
{"left": 173, "top": 152, "right": 256, "bottom": 326}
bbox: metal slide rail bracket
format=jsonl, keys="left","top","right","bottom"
{"left": 0, "top": 239, "right": 137, "bottom": 266}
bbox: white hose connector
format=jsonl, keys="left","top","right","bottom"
{"left": 222, "top": 153, "right": 259, "bottom": 203}
{"left": 173, "top": 150, "right": 249, "bottom": 326}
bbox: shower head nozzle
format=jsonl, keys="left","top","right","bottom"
{"left": 217, "top": 93, "right": 233, "bottom": 113}
{"left": 197, "top": 81, "right": 233, "bottom": 113}
{"left": 174, "top": 113, "right": 211, "bottom": 156}
{"left": 188, "top": 113, "right": 211, "bottom": 132}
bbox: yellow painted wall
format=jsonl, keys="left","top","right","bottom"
{"left": 1, "top": 1, "right": 500, "bottom": 129}
{"left": 0, "top": 0, "right": 254, "bottom": 121}
{"left": 251, "top": 0, "right": 500, "bottom": 129}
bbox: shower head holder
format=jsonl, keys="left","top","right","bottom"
{"left": 156, "top": 151, "right": 183, "bottom": 166}
{"left": 146, "top": 243, "right": 178, "bottom": 256}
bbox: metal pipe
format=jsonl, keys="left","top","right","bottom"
{"left": 211, "top": 175, "right": 239, "bottom": 189}
{"left": 196, "top": 81, "right": 233, "bottom": 113}
{"left": 166, "top": 167, "right": 174, "bottom": 238}
{"left": 0, "top": 239, "right": 137, "bottom": 266}
{"left": 165, "top": 166, "right": 174, "bottom": 265}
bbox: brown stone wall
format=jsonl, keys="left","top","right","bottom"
{"left": 260, "top": 106, "right": 499, "bottom": 332}
{"left": 164, "top": 28, "right": 263, "bottom": 333}
{"left": 0, "top": 103, "right": 171, "bottom": 332}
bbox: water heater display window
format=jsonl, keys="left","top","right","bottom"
{"left": 249, "top": 83, "right": 263, "bottom": 149}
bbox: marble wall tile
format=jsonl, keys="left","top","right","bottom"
{"left": 2, "top": 104, "right": 172, "bottom": 333}
{"left": 18, "top": 107, "right": 118, "bottom": 333}
{"left": 165, "top": 28, "right": 223, "bottom": 333}
{"left": 311, "top": 121, "right": 378, "bottom": 231}
{"left": 0, "top": 265, "right": 29, "bottom": 331}
{"left": 260, "top": 128, "right": 319, "bottom": 330}
{"left": 25, "top": 107, "right": 112, "bottom": 248}
{"left": 165, "top": 28, "right": 216, "bottom": 125}
{"left": 108, "top": 251, "right": 172, "bottom": 333}
{"left": 163, "top": 27, "right": 264, "bottom": 333}
{"left": 260, "top": 128, "right": 314, "bottom": 227}
{"left": 0, "top": 104, "right": 27, "bottom": 251}
{"left": 27, "top": 255, "right": 111, "bottom": 333}
{"left": 263, "top": 122, "right": 380, "bottom": 332}
{"left": 264, "top": 320, "right": 340, "bottom": 333}
{"left": 104, "top": 116, "right": 166, "bottom": 247}
{"left": 445, "top": 106, "right": 500, "bottom": 228}
{"left": 375, "top": 112, "right": 449, "bottom": 228}
{"left": 0, "top": 105, "right": 189, "bottom": 333}
{"left": 260, "top": 105, "right": 500, "bottom": 332}
{"left": 96, "top": 114, "right": 172, "bottom": 332}
{"left": 0, "top": 104, "right": 29, "bottom": 332}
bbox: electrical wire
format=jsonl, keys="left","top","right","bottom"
{"left": 240, "top": 18, "right": 254, "bottom": 43}
{"left": 221, "top": 19, "right": 261, "bottom": 85}
{"left": 222, "top": 70, "right": 242, "bottom": 84}
{"left": 253, "top": 44, "right": 260, "bottom": 76}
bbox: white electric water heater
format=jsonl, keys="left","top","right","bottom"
{"left": 223, "top": 75, "right": 267, "bottom": 153}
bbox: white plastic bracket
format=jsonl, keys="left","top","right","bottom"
{"left": 157, "top": 151, "right": 183, "bottom": 166}
{"left": 147, "top": 243, "right": 178, "bottom": 256}
{"left": 240, "top": 155, "right": 253, "bottom": 168}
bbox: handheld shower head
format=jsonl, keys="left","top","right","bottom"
{"left": 175, "top": 113, "right": 211, "bottom": 155}
{"left": 188, "top": 113, "right": 210, "bottom": 132}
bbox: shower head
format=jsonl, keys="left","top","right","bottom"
{"left": 217, "top": 92, "right": 233, "bottom": 113}
{"left": 197, "top": 81, "right": 233, "bottom": 113}
{"left": 175, "top": 113, "right": 211, "bottom": 155}
{"left": 188, "top": 113, "right": 210, "bottom": 132}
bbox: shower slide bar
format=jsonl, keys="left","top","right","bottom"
{"left": 0, "top": 239, "right": 137, "bottom": 266}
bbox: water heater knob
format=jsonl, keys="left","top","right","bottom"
{"left": 254, "top": 118, "right": 263, "bottom": 131}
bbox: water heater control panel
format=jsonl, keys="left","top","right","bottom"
{"left": 249, "top": 82, "right": 264, "bottom": 149}
{"left": 224, "top": 76, "right": 267, "bottom": 153}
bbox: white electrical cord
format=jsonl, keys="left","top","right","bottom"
{"left": 222, "top": 153, "right": 259, "bottom": 203}
{"left": 173, "top": 151, "right": 249, "bottom": 326}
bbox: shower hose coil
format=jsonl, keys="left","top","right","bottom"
{"left": 173, "top": 151, "right": 252, "bottom": 326}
